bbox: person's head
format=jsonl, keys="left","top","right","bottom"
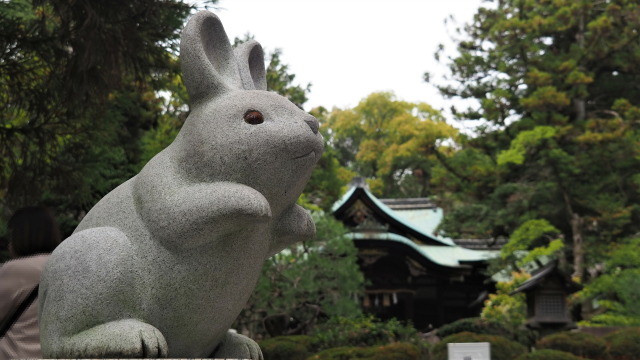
{"left": 8, "top": 206, "right": 62, "bottom": 258}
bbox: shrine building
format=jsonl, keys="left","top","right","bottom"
{"left": 332, "top": 179, "right": 503, "bottom": 330}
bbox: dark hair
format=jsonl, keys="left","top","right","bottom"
{"left": 8, "top": 207, "right": 62, "bottom": 257}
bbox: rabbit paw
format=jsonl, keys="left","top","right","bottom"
{"left": 48, "top": 319, "right": 168, "bottom": 358}
{"left": 211, "top": 330, "right": 263, "bottom": 360}
{"left": 269, "top": 204, "right": 315, "bottom": 256}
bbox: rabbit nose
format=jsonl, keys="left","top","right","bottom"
{"left": 304, "top": 116, "right": 319, "bottom": 134}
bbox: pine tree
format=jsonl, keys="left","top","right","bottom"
{"left": 433, "top": 0, "right": 640, "bottom": 281}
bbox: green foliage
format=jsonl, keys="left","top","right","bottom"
{"left": 323, "top": 92, "right": 456, "bottom": 198}
{"left": 235, "top": 214, "right": 365, "bottom": 338}
{"left": 582, "top": 271, "right": 640, "bottom": 326}
{"left": 519, "top": 240, "right": 564, "bottom": 267}
{"left": 515, "top": 349, "right": 582, "bottom": 360}
{"left": 137, "top": 70, "right": 190, "bottom": 169}
{"left": 365, "top": 342, "right": 422, "bottom": 360}
{"left": 579, "top": 238, "right": 640, "bottom": 326}
{"left": 499, "top": 220, "right": 564, "bottom": 268}
{"left": 304, "top": 106, "right": 355, "bottom": 211}
{"left": 310, "top": 315, "right": 423, "bottom": 350}
{"left": 438, "top": 316, "right": 536, "bottom": 347}
{"left": 260, "top": 331, "right": 425, "bottom": 360}
{"left": 432, "top": 332, "right": 526, "bottom": 360}
{"left": 536, "top": 331, "right": 608, "bottom": 360}
{"left": 604, "top": 327, "right": 640, "bottom": 360}
{"left": 259, "top": 335, "right": 314, "bottom": 360}
{"left": 266, "top": 48, "right": 310, "bottom": 109}
{"left": 432, "top": 0, "right": 640, "bottom": 286}
{"left": 308, "top": 346, "right": 372, "bottom": 360}
{"left": 0, "top": 0, "right": 208, "bottom": 234}
{"left": 437, "top": 317, "right": 510, "bottom": 339}
{"left": 480, "top": 272, "right": 529, "bottom": 336}
{"left": 308, "top": 343, "right": 422, "bottom": 360}
{"left": 497, "top": 127, "right": 557, "bottom": 166}
{"left": 437, "top": 316, "right": 537, "bottom": 346}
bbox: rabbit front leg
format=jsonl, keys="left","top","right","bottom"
{"left": 135, "top": 180, "right": 272, "bottom": 249}
{"left": 40, "top": 227, "right": 169, "bottom": 358}
{"left": 268, "top": 204, "right": 315, "bottom": 257}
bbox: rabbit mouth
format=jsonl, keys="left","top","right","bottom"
{"left": 293, "top": 151, "right": 315, "bottom": 160}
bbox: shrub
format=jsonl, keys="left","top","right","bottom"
{"left": 437, "top": 317, "right": 536, "bottom": 346}
{"left": 537, "top": 331, "right": 608, "bottom": 360}
{"left": 437, "top": 317, "right": 508, "bottom": 338}
{"left": 515, "top": 349, "right": 583, "bottom": 360}
{"left": 311, "top": 315, "right": 422, "bottom": 350}
{"left": 235, "top": 213, "right": 365, "bottom": 339}
{"left": 259, "top": 335, "right": 314, "bottom": 360}
{"left": 368, "top": 343, "right": 421, "bottom": 360}
{"left": 432, "top": 332, "right": 526, "bottom": 360}
{"left": 604, "top": 327, "right": 640, "bottom": 360}
{"left": 307, "top": 343, "right": 421, "bottom": 360}
{"left": 307, "top": 346, "right": 374, "bottom": 360}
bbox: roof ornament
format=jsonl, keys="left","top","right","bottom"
{"left": 347, "top": 200, "right": 389, "bottom": 232}
{"left": 349, "top": 176, "right": 370, "bottom": 190}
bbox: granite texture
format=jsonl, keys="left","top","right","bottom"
{"left": 38, "top": 11, "right": 323, "bottom": 359}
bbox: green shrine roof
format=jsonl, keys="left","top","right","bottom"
{"left": 347, "top": 232, "right": 496, "bottom": 268}
{"left": 332, "top": 185, "right": 453, "bottom": 246}
{"left": 333, "top": 181, "right": 499, "bottom": 268}
{"left": 387, "top": 207, "right": 451, "bottom": 245}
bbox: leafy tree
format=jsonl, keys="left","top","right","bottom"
{"left": 0, "top": 0, "right": 206, "bottom": 236}
{"left": 498, "top": 219, "right": 565, "bottom": 271}
{"left": 432, "top": 0, "right": 640, "bottom": 283}
{"left": 266, "top": 48, "right": 310, "bottom": 109}
{"left": 303, "top": 106, "right": 357, "bottom": 211}
{"left": 137, "top": 64, "right": 191, "bottom": 168}
{"left": 323, "top": 92, "right": 457, "bottom": 198}
{"left": 482, "top": 221, "right": 562, "bottom": 334}
{"left": 577, "top": 237, "right": 640, "bottom": 326}
{"left": 481, "top": 271, "right": 529, "bottom": 332}
{"left": 234, "top": 213, "right": 365, "bottom": 339}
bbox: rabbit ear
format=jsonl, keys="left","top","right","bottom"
{"left": 180, "top": 11, "right": 242, "bottom": 104}
{"left": 234, "top": 40, "right": 267, "bottom": 91}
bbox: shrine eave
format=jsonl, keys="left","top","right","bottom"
{"left": 347, "top": 232, "right": 496, "bottom": 269}
{"left": 333, "top": 186, "right": 453, "bottom": 247}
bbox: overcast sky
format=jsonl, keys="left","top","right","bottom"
{"left": 209, "top": 0, "right": 484, "bottom": 117}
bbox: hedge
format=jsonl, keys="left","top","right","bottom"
{"left": 537, "top": 331, "right": 608, "bottom": 360}
{"left": 437, "top": 317, "right": 535, "bottom": 346}
{"left": 515, "top": 349, "right": 583, "bottom": 360}
{"left": 307, "top": 342, "right": 421, "bottom": 360}
{"left": 260, "top": 335, "right": 314, "bottom": 360}
{"left": 604, "top": 327, "right": 640, "bottom": 360}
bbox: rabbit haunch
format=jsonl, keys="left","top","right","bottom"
{"left": 38, "top": 11, "right": 323, "bottom": 359}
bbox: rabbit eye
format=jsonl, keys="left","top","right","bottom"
{"left": 244, "top": 110, "right": 264, "bottom": 125}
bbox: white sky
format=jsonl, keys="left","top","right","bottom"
{"left": 209, "top": 0, "right": 483, "bottom": 117}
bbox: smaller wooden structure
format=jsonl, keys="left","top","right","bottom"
{"left": 511, "top": 261, "right": 581, "bottom": 335}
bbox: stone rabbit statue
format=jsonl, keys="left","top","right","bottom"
{"left": 39, "top": 11, "right": 323, "bottom": 359}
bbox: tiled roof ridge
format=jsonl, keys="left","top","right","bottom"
{"left": 380, "top": 197, "right": 437, "bottom": 210}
